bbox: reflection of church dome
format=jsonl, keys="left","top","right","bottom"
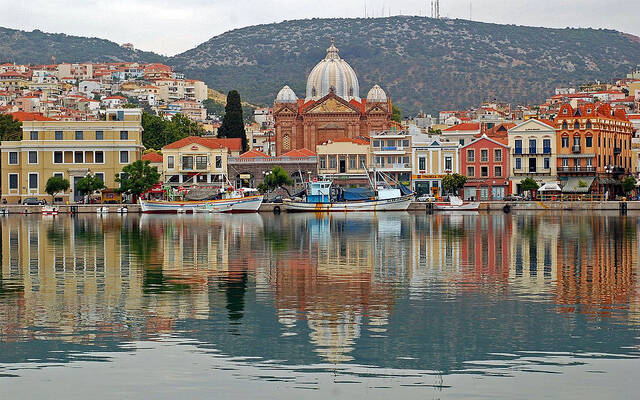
{"left": 305, "top": 38, "right": 360, "bottom": 102}
{"left": 276, "top": 85, "right": 298, "bottom": 103}
{"left": 366, "top": 84, "right": 387, "bottom": 102}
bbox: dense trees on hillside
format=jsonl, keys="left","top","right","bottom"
{"left": 141, "top": 112, "right": 204, "bottom": 150}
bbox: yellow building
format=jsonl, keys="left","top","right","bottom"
{"left": 1, "top": 108, "right": 144, "bottom": 203}
{"left": 316, "top": 138, "right": 371, "bottom": 187}
{"left": 411, "top": 135, "right": 460, "bottom": 197}
{"left": 161, "top": 136, "right": 242, "bottom": 186}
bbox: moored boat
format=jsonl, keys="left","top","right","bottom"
{"left": 139, "top": 188, "right": 263, "bottom": 213}
{"left": 41, "top": 206, "right": 59, "bottom": 216}
{"left": 434, "top": 196, "right": 480, "bottom": 211}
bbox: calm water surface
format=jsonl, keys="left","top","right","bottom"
{"left": 0, "top": 212, "right": 639, "bottom": 399}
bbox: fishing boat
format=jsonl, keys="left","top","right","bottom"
{"left": 139, "top": 187, "right": 263, "bottom": 213}
{"left": 434, "top": 195, "right": 480, "bottom": 211}
{"left": 41, "top": 206, "right": 59, "bottom": 216}
{"left": 283, "top": 175, "right": 414, "bottom": 212}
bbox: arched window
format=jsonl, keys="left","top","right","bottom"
{"left": 562, "top": 121, "right": 568, "bottom": 130}
{"left": 283, "top": 134, "right": 291, "bottom": 150}
{"left": 349, "top": 87, "right": 354, "bottom": 97}
{"left": 311, "top": 87, "right": 317, "bottom": 97}
{"left": 574, "top": 121, "right": 580, "bottom": 130}
{"left": 586, "top": 120, "right": 592, "bottom": 129}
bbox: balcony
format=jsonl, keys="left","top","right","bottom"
{"left": 513, "top": 148, "right": 522, "bottom": 155}
{"left": 557, "top": 166, "right": 595, "bottom": 174}
{"left": 373, "top": 163, "right": 411, "bottom": 170}
{"left": 572, "top": 145, "right": 581, "bottom": 153}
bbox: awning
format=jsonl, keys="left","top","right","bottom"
{"left": 599, "top": 178, "right": 621, "bottom": 186}
{"left": 538, "top": 182, "right": 562, "bottom": 192}
{"left": 561, "top": 176, "right": 595, "bottom": 193}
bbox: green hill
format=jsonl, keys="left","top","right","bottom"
{"left": 169, "top": 16, "right": 640, "bottom": 115}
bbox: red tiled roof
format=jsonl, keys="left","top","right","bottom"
{"left": 9, "top": 111, "right": 55, "bottom": 121}
{"left": 239, "top": 149, "right": 270, "bottom": 158}
{"left": 103, "top": 95, "right": 127, "bottom": 100}
{"left": 142, "top": 153, "right": 163, "bottom": 163}
{"left": 162, "top": 136, "right": 243, "bottom": 151}
{"left": 323, "top": 137, "right": 370, "bottom": 145}
{"left": 443, "top": 122, "right": 481, "bottom": 132}
{"left": 281, "top": 148, "right": 316, "bottom": 157}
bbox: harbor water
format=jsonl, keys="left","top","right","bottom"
{"left": 0, "top": 212, "right": 639, "bottom": 398}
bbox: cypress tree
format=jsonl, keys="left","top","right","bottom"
{"left": 218, "top": 90, "right": 247, "bottom": 151}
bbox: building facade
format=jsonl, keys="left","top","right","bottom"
{"left": 555, "top": 103, "right": 634, "bottom": 197}
{"left": 508, "top": 119, "right": 557, "bottom": 193}
{"left": 411, "top": 135, "right": 460, "bottom": 197}
{"left": 273, "top": 40, "right": 392, "bottom": 155}
{"left": 460, "top": 135, "right": 510, "bottom": 201}
{"left": 316, "top": 138, "right": 371, "bottom": 187}
{"left": 1, "top": 108, "right": 144, "bottom": 203}
{"left": 370, "top": 130, "right": 412, "bottom": 185}
{"left": 227, "top": 149, "right": 317, "bottom": 189}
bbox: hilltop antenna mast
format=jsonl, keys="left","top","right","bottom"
{"left": 431, "top": 0, "right": 440, "bottom": 19}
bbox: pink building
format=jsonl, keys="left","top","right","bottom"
{"left": 460, "top": 135, "right": 511, "bottom": 201}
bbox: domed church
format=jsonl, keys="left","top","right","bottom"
{"left": 273, "top": 39, "right": 392, "bottom": 155}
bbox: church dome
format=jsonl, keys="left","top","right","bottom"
{"left": 305, "top": 39, "right": 360, "bottom": 102}
{"left": 276, "top": 85, "right": 298, "bottom": 103}
{"left": 366, "top": 84, "right": 387, "bottom": 102}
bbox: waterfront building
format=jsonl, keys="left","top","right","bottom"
{"left": 507, "top": 119, "right": 558, "bottom": 193}
{"left": 227, "top": 148, "right": 317, "bottom": 188}
{"left": 273, "top": 39, "right": 392, "bottom": 155}
{"left": 0, "top": 108, "right": 144, "bottom": 203}
{"left": 316, "top": 137, "right": 371, "bottom": 187}
{"left": 411, "top": 135, "right": 460, "bottom": 197}
{"left": 142, "top": 152, "right": 164, "bottom": 175}
{"left": 370, "top": 130, "right": 412, "bottom": 185}
{"left": 555, "top": 103, "right": 634, "bottom": 197}
{"left": 161, "top": 136, "right": 242, "bottom": 187}
{"left": 460, "top": 135, "right": 510, "bottom": 200}
{"left": 441, "top": 122, "right": 481, "bottom": 146}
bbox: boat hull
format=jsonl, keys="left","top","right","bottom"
{"left": 139, "top": 195, "right": 263, "bottom": 213}
{"left": 434, "top": 202, "right": 480, "bottom": 211}
{"left": 283, "top": 195, "right": 413, "bottom": 212}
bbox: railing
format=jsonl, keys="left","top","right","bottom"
{"left": 537, "top": 193, "right": 606, "bottom": 202}
{"left": 572, "top": 145, "right": 581, "bottom": 153}
{"left": 228, "top": 156, "right": 317, "bottom": 164}
{"left": 543, "top": 147, "right": 552, "bottom": 154}
{"left": 512, "top": 148, "right": 552, "bottom": 155}
{"left": 375, "top": 146, "right": 406, "bottom": 152}
{"left": 557, "top": 166, "right": 595, "bottom": 173}
{"left": 514, "top": 148, "right": 522, "bottom": 155}
{"left": 528, "top": 148, "right": 537, "bottom": 155}
{"left": 373, "top": 163, "right": 411, "bottom": 169}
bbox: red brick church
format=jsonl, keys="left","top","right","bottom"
{"left": 273, "top": 39, "right": 392, "bottom": 155}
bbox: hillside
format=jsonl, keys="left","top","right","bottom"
{"left": 169, "top": 16, "right": 640, "bottom": 115}
{"left": 0, "top": 27, "right": 165, "bottom": 64}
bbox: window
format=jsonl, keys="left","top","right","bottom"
{"left": 481, "top": 166, "right": 488, "bottom": 177}
{"left": 387, "top": 139, "right": 395, "bottom": 147}
{"left": 529, "top": 139, "right": 537, "bottom": 154}
{"left": 74, "top": 151, "right": 83, "bottom": 163}
{"left": 94, "top": 173, "right": 105, "bottom": 184}
{"left": 573, "top": 121, "right": 580, "bottom": 129}
{"left": 196, "top": 155, "right": 208, "bottom": 169}
{"left": 30, "top": 131, "right": 38, "bottom": 140}
{"left": 95, "top": 131, "right": 103, "bottom": 140}
{"left": 459, "top": 139, "right": 465, "bottom": 146}
{"left": 544, "top": 157, "right": 550, "bottom": 170}
{"left": 562, "top": 109, "right": 568, "bottom": 115}
{"left": 514, "top": 139, "right": 522, "bottom": 154}
{"left": 119, "top": 151, "right": 129, "bottom": 164}
{"left": 586, "top": 136, "right": 592, "bottom": 147}
{"left": 8, "top": 151, "right": 18, "bottom": 164}
{"left": 358, "top": 155, "right": 366, "bottom": 169}
{"left": 53, "top": 173, "right": 63, "bottom": 179}
{"left": 561, "top": 137, "right": 569, "bottom": 148}
{"left": 419, "top": 157, "right": 426, "bottom": 171}
{"left": 586, "top": 120, "right": 592, "bottom": 129}
{"left": 494, "top": 149, "right": 502, "bottom": 162}
{"left": 55, "top": 131, "right": 63, "bottom": 140}
{"left": 182, "top": 156, "right": 193, "bottom": 170}
{"left": 120, "top": 130, "right": 128, "bottom": 140}
{"left": 586, "top": 158, "right": 593, "bottom": 167}
{"left": 402, "top": 139, "right": 410, "bottom": 147}
{"left": 373, "top": 140, "right": 380, "bottom": 147}
{"left": 28, "top": 173, "right": 38, "bottom": 189}
{"left": 445, "top": 156, "right": 452, "bottom": 171}
{"left": 480, "top": 149, "right": 488, "bottom": 162}
{"left": 215, "top": 156, "right": 222, "bottom": 169}
{"left": 573, "top": 136, "right": 580, "bottom": 146}
{"left": 494, "top": 166, "right": 502, "bottom": 177}
{"left": 561, "top": 158, "right": 569, "bottom": 167}
{"left": 75, "top": 131, "right": 83, "bottom": 140}
{"left": 9, "top": 173, "right": 18, "bottom": 189}
{"left": 349, "top": 155, "right": 356, "bottom": 170}
{"left": 54, "top": 151, "right": 63, "bottom": 164}
{"left": 319, "top": 156, "right": 326, "bottom": 169}
{"left": 329, "top": 155, "right": 337, "bottom": 169}
{"left": 467, "top": 166, "right": 475, "bottom": 177}
{"left": 543, "top": 139, "right": 551, "bottom": 153}
{"left": 167, "top": 156, "right": 174, "bottom": 169}
{"left": 515, "top": 157, "right": 522, "bottom": 170}
{"left": 467, "top": 149, "right": 475, "bottom": 162}
{"left": 562, "top": 121, "right": 568, "bottom": 129}
{"left": 28, "top": 151, "right": 37, "bottom": 164}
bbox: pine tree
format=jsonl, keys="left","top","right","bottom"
{"left": 218, "top": 90, "right": 247, "bottom": 151}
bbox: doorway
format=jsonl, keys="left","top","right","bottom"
{"left": 339, "top": 159, "right": 346, "bottom": 173}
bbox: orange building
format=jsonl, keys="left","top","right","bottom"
{"left": 555, "top": 103, "right": 634, "bottom": 197}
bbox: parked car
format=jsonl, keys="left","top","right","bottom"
{"left": 504, "top": 194, "right": 524, "bottom": 201}
{"left": 265, "top": 195, "right": 283, "bottom": 204}
{"left": 416, "top": 194, "right": 436, "bottom": 202}
{"left": 23, "top": 197, "right": 47, "bottom": 206}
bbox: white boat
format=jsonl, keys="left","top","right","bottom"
{"left": 434, "top": 196, "right": 480, "bottom": 211}
{"left": 283, "top": 179, "right": 414, "bottom": 212}
{"left": 41, "top": 206, "right": 59, "bottom": 216}
{"left": 96, "top": 206, "right": 109, "bottom": 214}
{"left": 117, "top": 206, "right": 128, "bottom": 213}
{"left": 139, "top": 188, "right": 263, "bottom": 213}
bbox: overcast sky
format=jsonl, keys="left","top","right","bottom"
{"left": 1, "top": 0, "right": 639, "bottom": 56}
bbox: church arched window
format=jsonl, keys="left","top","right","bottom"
{"left": 349, "top": 87, "right": 353, "bottom": 97}
{"left": 311, "top": 87, "right": 316, "bottom": 97}
{"left": 562, "top": 121, "right": 568, "bottom": 130}
{"left": 283, "top": 134, "right": 291, "bottom": 150}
